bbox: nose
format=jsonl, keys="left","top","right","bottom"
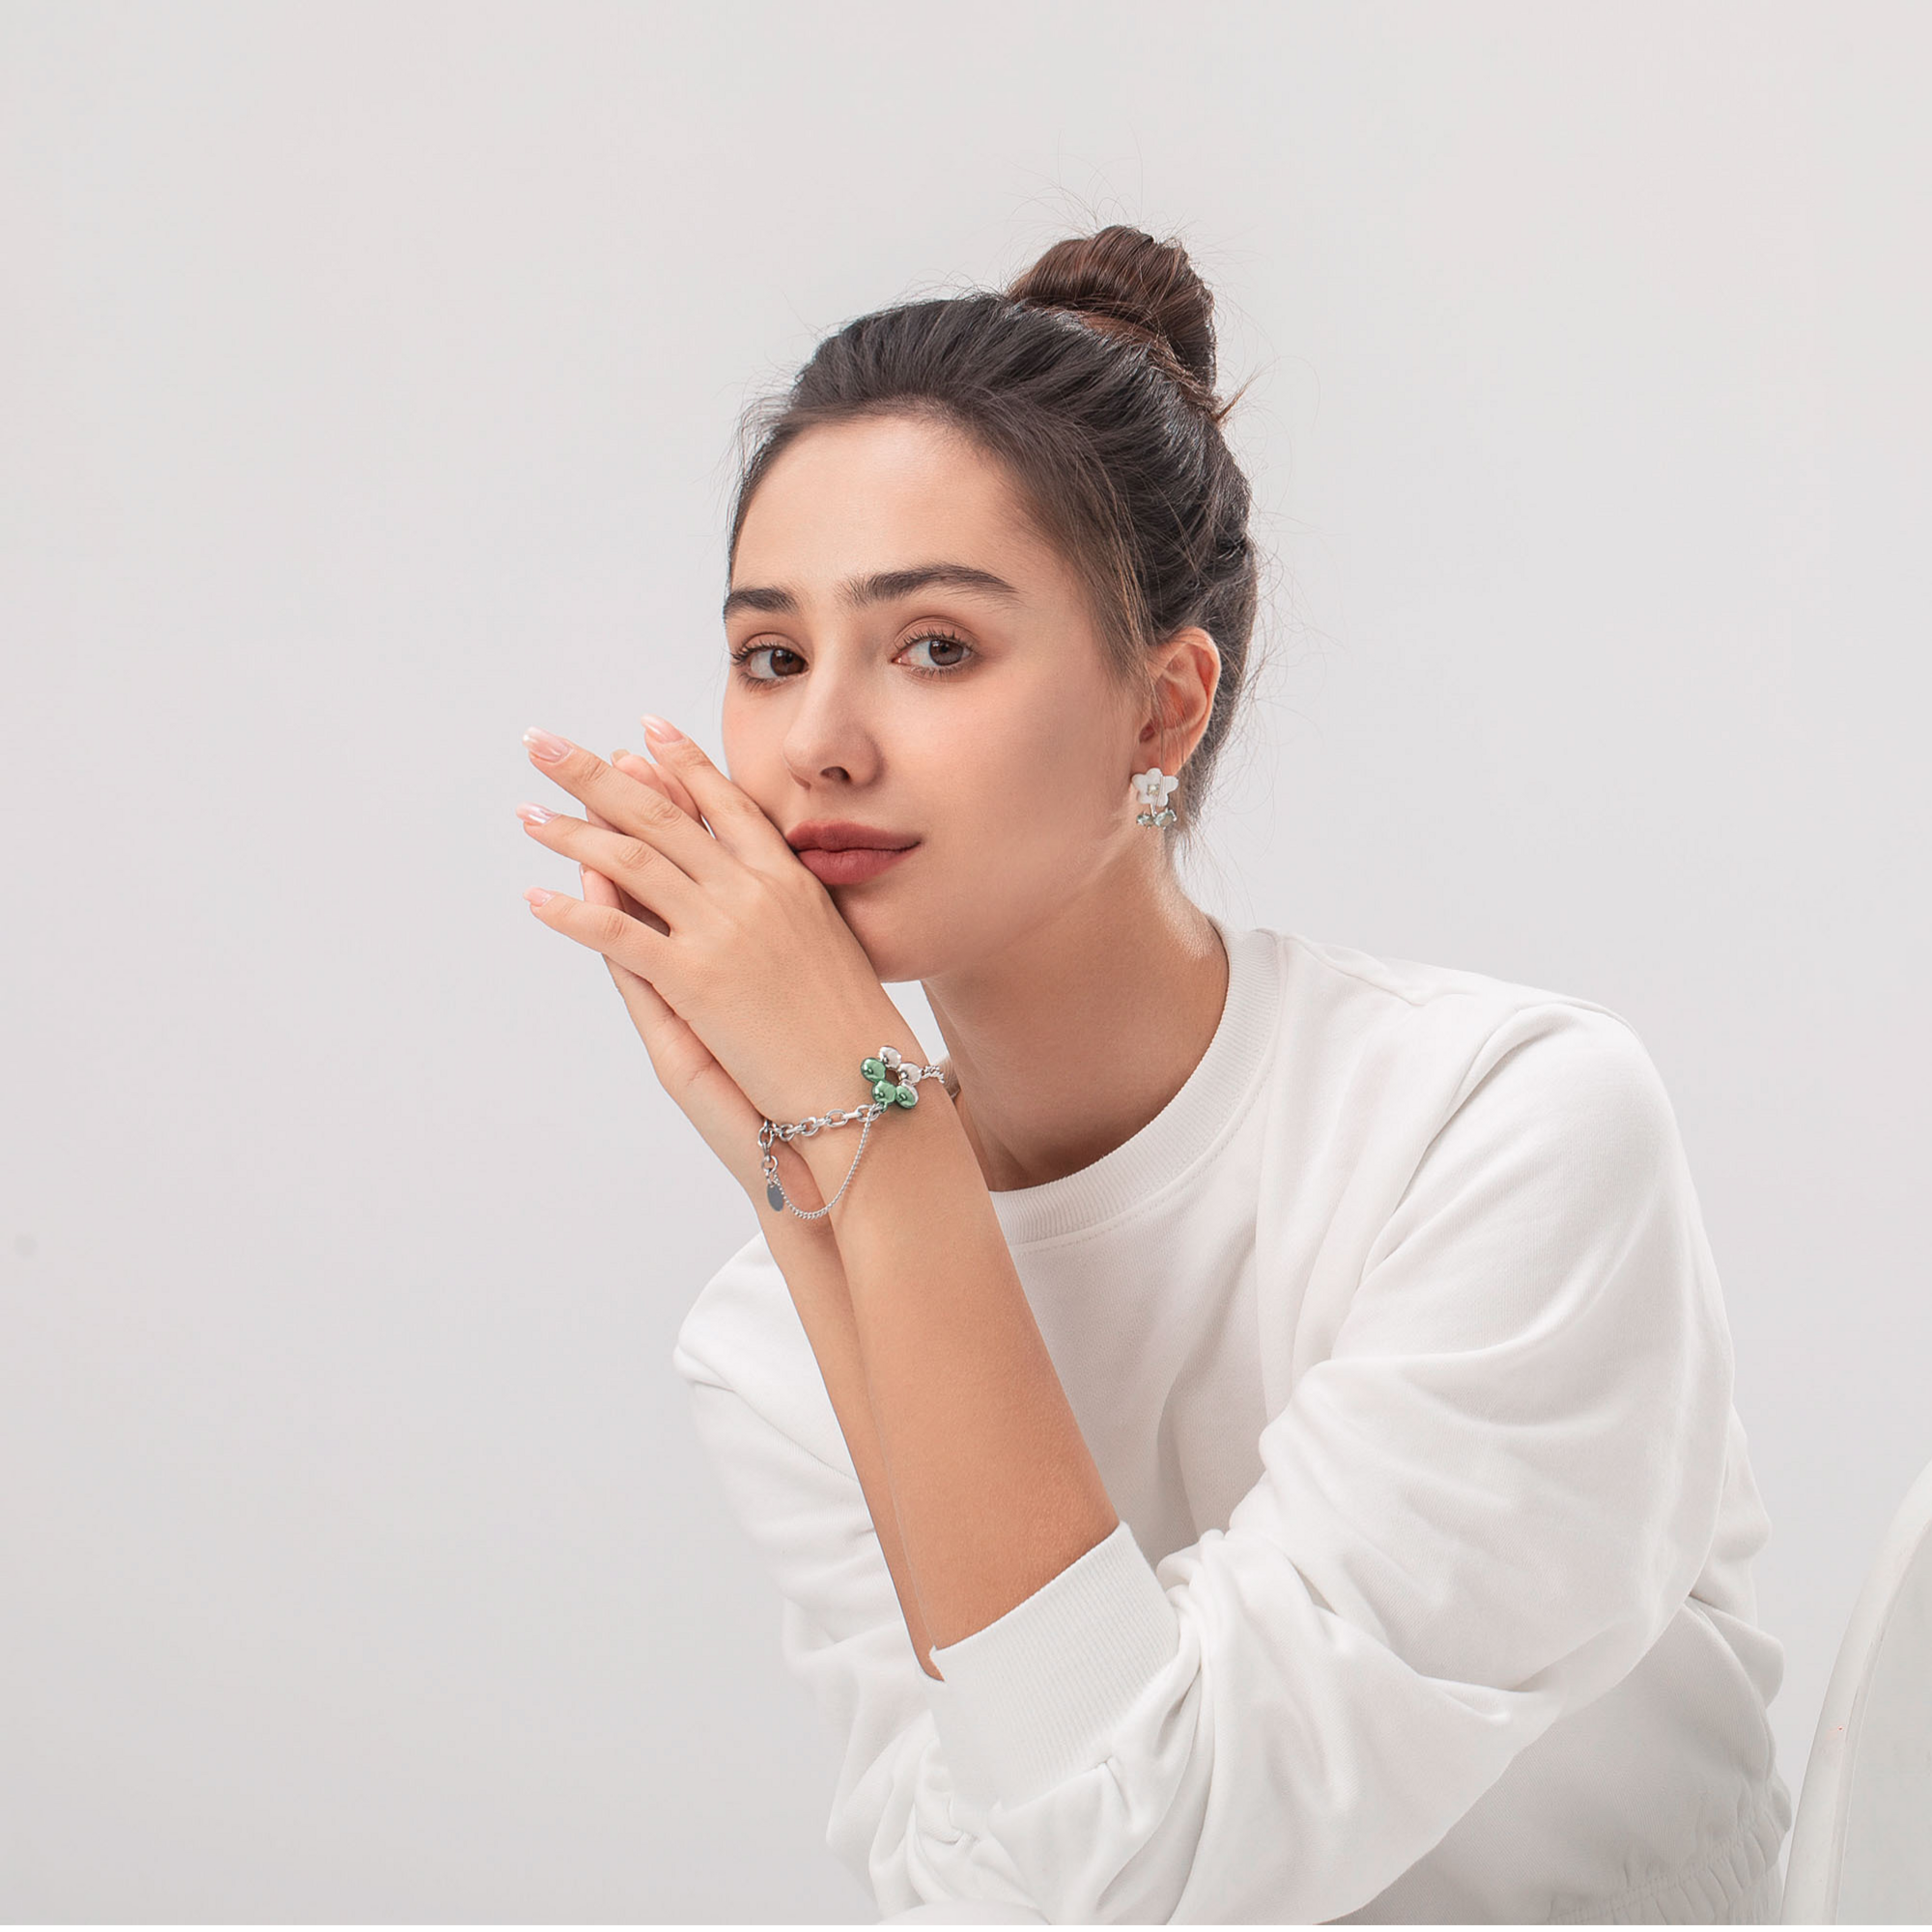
{"left": 777, "top": 657, "right": 885, "bottom": 789}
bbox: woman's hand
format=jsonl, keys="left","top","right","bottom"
{"left": 515, "top": 722, "right": 923, "bottom": 1201}
{"left": 567, "top": 751, "right": 788, "bottom": 1206}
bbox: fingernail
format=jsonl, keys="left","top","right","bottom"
{"left": 516, "top": 802, "right": 555, "bottom": 826}
{"left": 525, "top": 887, "right": 556, "bottom": 907}
{"left": 524, "top": 726, "right": 571, "bottom": 761}
{"left": 639, "top": 713, "right": 683, "bottom": 743}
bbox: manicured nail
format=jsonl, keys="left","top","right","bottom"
{"left": 525, "top": 887, "right": 556, "bottom": 907}
{"left": 639, "top": 714, "right": 683, "bottom": 743}
{"left": 516, "top": 802, "right": 555, "bottom": 826}
{"left": 524, "top": 726, "right": 571, "bottom": 761}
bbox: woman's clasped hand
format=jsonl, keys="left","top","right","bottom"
{"left": 513, "top": 718, "right": 918, "bottom": 1203}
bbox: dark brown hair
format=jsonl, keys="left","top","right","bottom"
{"left": 725, "top": 224, "right": 1263, "bottom": 852}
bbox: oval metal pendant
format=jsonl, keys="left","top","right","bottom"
{"left": 766, "top": 1179, "right": 786, "bottom": 1211}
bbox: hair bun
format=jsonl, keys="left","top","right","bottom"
{"left": 1006, "top": 224, "right": 1218, "bottom": 405}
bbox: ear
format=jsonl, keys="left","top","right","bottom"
{"left": 1142, "top": 626, "right": 1221, "bottom": 767}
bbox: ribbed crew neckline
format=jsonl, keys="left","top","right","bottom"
{"left": 952, "top": 912, "right": 1284, "bottom": 1249}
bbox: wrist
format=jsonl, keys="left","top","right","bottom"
{"left": 746, "top": 1146, "right": 838, "bottom": 1235}
{"left": 764, "top": 1048, "right": 952, "bottom": 1217}
{"left": 789, "top": 1067, "right": 955, "bottom": 1188}
{"left": 762, "top": 1014, "right": 933, "bottom": 1132}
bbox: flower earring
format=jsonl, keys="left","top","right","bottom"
{"left": 1132, "top": 766, "right": 1179, "bottom": 828}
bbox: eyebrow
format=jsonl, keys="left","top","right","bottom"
{"left": 722, "top": 562, "right": 1023, "bottom": 622}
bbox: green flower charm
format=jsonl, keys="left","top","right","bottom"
{"left": 861, "top": 1046, "right": 920, "bottom": 1107}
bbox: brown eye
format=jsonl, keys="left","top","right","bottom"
{"left": 728, "top": 642, "right": 804, "bottom": 684}
{"left": 899, "top": 630, "right": 975, "bottom": 677}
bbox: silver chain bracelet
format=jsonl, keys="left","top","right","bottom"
{"left": 758, "top": 1045, "right": 950, "bottom": 1219}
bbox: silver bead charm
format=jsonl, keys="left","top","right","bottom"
{"left": 1132, "top": 766, "right": 1179, "bottom": 828}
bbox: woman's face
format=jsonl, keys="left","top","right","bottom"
{"left": 721, "top": 412, "right": 1154, "bottom": 983}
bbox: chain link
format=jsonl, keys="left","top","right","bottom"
{"left": 758, "top": 1053, "right": 948, "bottom": 1221}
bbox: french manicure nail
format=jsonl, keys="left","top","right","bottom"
{"left": 516, "top": 802, "right": 554, "bottom": 826}
{"left": 524, "top": 726, "right": 571, "bottom": 761}
{"left": 639, "top": 714, "right": 683, "bottom": 742}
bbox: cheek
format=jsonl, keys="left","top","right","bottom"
{"left": 949, "top": 705, "right": 1123, "bottom": 855}
{"left": 718, "top": 710, "right": 783, "bottom": 814}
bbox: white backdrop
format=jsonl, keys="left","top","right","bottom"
{"left": 4, "top": 1, "right": 1928, "bottom": 1919}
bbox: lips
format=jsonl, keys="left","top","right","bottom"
{"left": 786, "top": 824, "right": 919, "bottom": 853}
{"left": 784, "top": 819, "right": 919, "bottom": 885}
{"left": 793, "top": 843, "right": 918, "bottom": 886}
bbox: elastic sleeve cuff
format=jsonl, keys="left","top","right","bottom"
{"left": 919, "top": 1518, "right": 1182, "bottom": 1807}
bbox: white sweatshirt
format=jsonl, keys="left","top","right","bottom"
{"left": 671, "top": 915, "right": 1793, "bottom": 1923}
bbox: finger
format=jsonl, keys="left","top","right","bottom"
{"left": 574, "top": 856, "right": 681, "bottom": 1054}
{"left": 516, "top": 791, "right": 700, "bottom": 929}
{"left": 607, "top": 754, "right": 701, "bottom": 920}
{"left": 523, "top": 884, "right": 669, "bottom": 989}
{"left": 637, "top": 716, "right": 795, "bottom": 865}
{"left": 582, "top": 784, "right": 672, "bottom": 936}
{"left": 578, "top": 850, "right": 667, "bottom": 939}
{"left": 522, "top": 725, "right": 727, "bottom": 887}
{"left": 572, "top": 876, "right": 733, "bottom": 1124}
{"left": 611, "top": 748, "right": 703, "bottom": 826}
{"left": 587, "top": 892, "right": 678, "bottom": 1052}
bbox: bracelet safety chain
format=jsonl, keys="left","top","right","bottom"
{"left": 758, "top": 1045, "right": 948, "bottom": 1219}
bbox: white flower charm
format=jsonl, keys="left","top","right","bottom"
{"left": 1132, "top": 766, "right": 1179, "bottom": 828}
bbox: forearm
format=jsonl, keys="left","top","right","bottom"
{"left": 795, "top": 1085, "right": 1118, "bottom": 1654}
{"left": 755, "top": 1164, "right": 945, "bottom": 1679}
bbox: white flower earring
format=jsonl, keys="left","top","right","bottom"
{"left": 1132, "top": 766, "right": 1179, "bottom": 829}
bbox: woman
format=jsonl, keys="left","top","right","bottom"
{"left": 516, "top": 225, "right": 1791, "bottom": 1922}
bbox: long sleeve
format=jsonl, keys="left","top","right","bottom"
{"left": 675, "top": 998, "right": 1740, "bottom": 1923}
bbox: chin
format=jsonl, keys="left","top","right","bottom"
{"left": 833, "top": 898, "right": 948, "bottom": 988}
{"left": 825, "top": 894, "right": 902, "bottom": 966}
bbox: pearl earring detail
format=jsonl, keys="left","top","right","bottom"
{"left": 1132, "top": 766, "right": 1179, "bottom": 828}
